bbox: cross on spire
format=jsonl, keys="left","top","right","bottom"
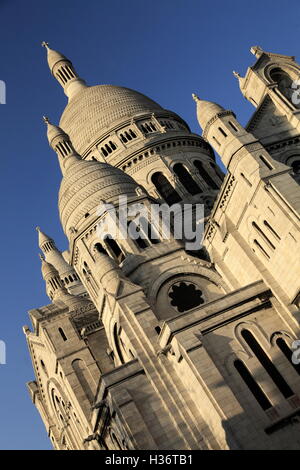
{"left": 41, "top": 41, "right": 49, "bottom": 49}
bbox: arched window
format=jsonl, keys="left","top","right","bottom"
{"left": 58, "top": 327, "right": 67, "bottom": 342}
{"left": 151, "top": 172, "right": 181, "bottom": 205}
{"left": 234, "top": 359, "right": 272, "bottom": 410}
{"left": 139, "top": 216, "right": 160, "bottom": 245}
{"left": 94, "top": 242, "right": 108, "bottom": 255}
{"left": 241, "top": 329, "right": 294, "bottom": 399}
{"left": 270, "top": 67, "right": 299, "bottom": 108}
{"left": 173, "top": 163, "right": 202, "bottom": 195}
{"left": 104, "top": 236, "right": 124, "bottom": 263}
{"left": 193, "top": 160, "right": 219, "bottom": 189}
{"left": 127, "top": 221, "right": 149, "bottom": 249}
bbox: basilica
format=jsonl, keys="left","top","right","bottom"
{"left": 24, "top": 44, "right": 300, "bottom": 449}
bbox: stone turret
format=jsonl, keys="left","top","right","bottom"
{"left": 42, "top": 41, "right": 87, "bottom": 99}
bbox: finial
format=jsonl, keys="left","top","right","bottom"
{"left": 38, "top": 253, "right": 45, "bottom": 261}
{"left": 41, "top": 41, "right": 49, "bottom": 49}
{"left": 233, "top": 71, "right": 241, "bottom": 79}
{"left": 36, "top": 226, "right": 40, "bottom": 232}
{"left": 43, "top": 116, "right": 50, "bottom": 125}
{"left": 250, "top": 46, "right": 264, "bottom": 58}
{"left": 192, "top": 93, "right": 200, "bottom": 102}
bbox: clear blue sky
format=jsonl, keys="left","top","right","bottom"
{"left": 0, "top": 0, "right": 299, "bottom": 450}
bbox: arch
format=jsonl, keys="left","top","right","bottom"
{"left": 104, "top": 236, "right": 125, "bottom": 263}
{"left": 94, "top": 242, "right": 108, "bottom": 256}
{"left": 139, "top": 216, "right": 160, "bottom": 245}
{"left": 127, "top": 220, "right": 149, "bottom": 249}
{"left": 241, "top": 329, "right": 294, "bottom": 399}
{"left": 151, "top": 172, "right": 181, "bottom": 204}
{"left": 269, "top": 67, "right": 300, "bottom": 108}
{"left": 173, "top": 163, "right": 202, "bottom": 195}
{"left": 72, "top": 359, "right": 94, "bottom": 404}
{"left": 193, "top": 160, "right": 219, "bottom": 189}
{"left": 148, "top": 263, "right": 228, "bottom": 305}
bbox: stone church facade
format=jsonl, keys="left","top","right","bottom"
{"left": 24, "top": 44, "right": 300, "bottom": 450}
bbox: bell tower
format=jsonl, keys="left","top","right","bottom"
{"left": 234, "top": 46, "right": 300, "bottom": 181}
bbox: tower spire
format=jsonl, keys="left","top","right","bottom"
{"left": 41, "top": 41, "right": 87, "bottom": 99}
{"left": 36, "top": 226, "right": 73, "bottom": 274}
{"left": 43, "top": 117, "right": 81, "bottom": 174}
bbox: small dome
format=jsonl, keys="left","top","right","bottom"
{"left": 59, "top": 85, "right": 163, "bottom": 155}
{"left": 44, "top": 120, "right": 66, "bottom": 146}
{"left": 40, "top": 258, "right": 56, "bottom": 278}
{"left": 59, "top": 159, "right": 139, "bottom": 235}
{"left": 193, "top": 95, "right": 225, "bottom": 130}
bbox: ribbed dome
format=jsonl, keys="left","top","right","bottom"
{"left": 59, "top": 159, "right": 139, "bottom": 235}
{"left": 59, "top": 85, "right": 163, "bottom": 155}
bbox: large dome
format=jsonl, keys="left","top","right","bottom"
{"left": 59, "top": 85, "right": 163, "bottom": 155}
{"left": 59, "top": 159, "right": 139, "bottom": 235}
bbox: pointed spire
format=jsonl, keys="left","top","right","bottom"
{"left": 43, "top": 117, "right": 81, "bottom": 174}
{"left": 192, "top": 93, "right": 225, "bottom": 131}
{"left": 41, "top": 42, "right": 87, "bottom": 99}
{"left": 36, "top": 226, "right": 74, "bottom": 275}
{"left": 36, "top": 226, "right": 54, "bottom": 250}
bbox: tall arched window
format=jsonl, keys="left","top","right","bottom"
{"left": 58, "top": 327, "right": 67, "bottom": 342}
{"left": 234, "top": 359, "right": 272, "bottom": 410}
{"left": 151, "top": 172, "right": 181, "bottom": 205}
{"left": 113, "top": 324, "right": 125, "bottom": 365}
{"left": 139, "top": 216, "right": 160, "bottom": 245}
{"left": 241, "top": 329, "right": 294, "bottom": 399}
{"left": 173, "top": 163, "right": 202, "bottom": 195}
{"left": 193, "top": 160, "right": 219, "bottom": 189}
{"left": 127, "top": 220, "right": 149, "bottom": 249}
{"left": 104, "top": 236, "right": 125, "bottom": 263}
